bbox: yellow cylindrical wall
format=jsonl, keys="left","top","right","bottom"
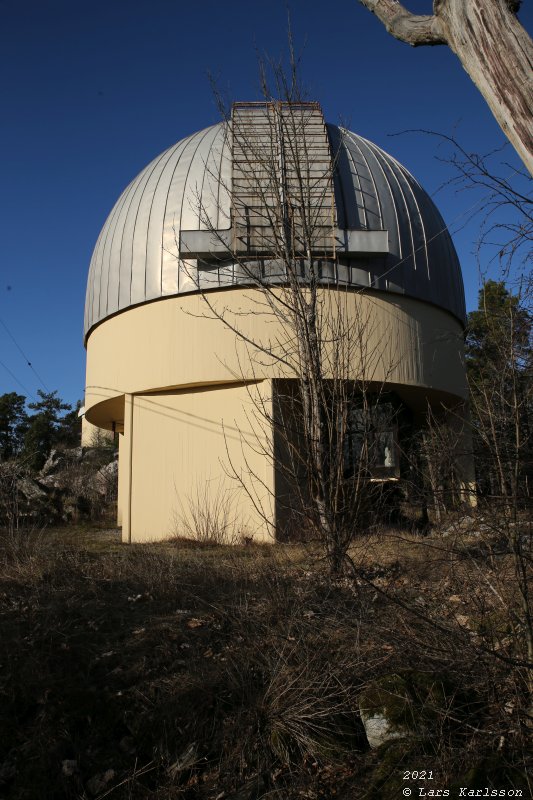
{"left": 85, "top": 288, "right": 466, "bottom": 429}
{"left": 84, "top": 287, "right": 467, "bottom": 542}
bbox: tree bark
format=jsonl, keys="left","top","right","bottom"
{"left": 358, "top": 0, "right": 533, "bottom": 176}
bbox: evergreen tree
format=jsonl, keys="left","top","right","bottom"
{"left": 23, "top": 390, "right": 71, "bottom": 471}
{"left": 465, "top": 280, "right": 532, "bottom": 501}
{"left": 57, "top": 401, "right": 83, "bottom": 448}
{"left": 0, "top": 392, "right": 28, "bottom": 461}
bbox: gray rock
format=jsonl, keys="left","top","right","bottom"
{"left": 17, "top": 477, "right": 47, "bottom": 501}
{"left": 360, "top": 711, "right": 408, "bottom": 749}
{"left": 37, "top": 474, "right": 63, "bottom": 490}
{"left": 95, "top": 461, "right": 118, "bottom": 494}
{"left": 39, "top": 449, "right": 63, "bottom": 476}
{"left": 359, "top": 671, "right": 455, "bottom": 750}
{"left": 359, "top": 674, "right": 415, "bottom": 749}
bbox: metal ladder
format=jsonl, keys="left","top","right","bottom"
{"left": 231, "top": 102, "right": 336, "bottom": 257}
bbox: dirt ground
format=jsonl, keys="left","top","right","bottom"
{"left": 0, "top": 520, "right": 531, "bottom": 799}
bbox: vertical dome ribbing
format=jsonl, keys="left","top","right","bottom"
{"left": 85, "top": 117, "right": 465, "bottom": 338}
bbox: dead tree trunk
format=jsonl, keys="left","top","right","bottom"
{"left": 357, "top": 0, "right": 533, "bottom": 176}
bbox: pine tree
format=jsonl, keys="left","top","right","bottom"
{"left": 0, "top": 392, "right": 28, "bottom": 461}
{"left": 465, "top": 280, "right": 532, "bottom": 501}
{"left": 23, "top": 390, "right": 71, "bottom": 471}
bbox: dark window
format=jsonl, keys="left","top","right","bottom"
{"left": 342, "top": 401, "right": 399, "bottom": 479}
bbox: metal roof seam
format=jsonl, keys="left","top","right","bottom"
{"left": 85, "top": 118, "right": 466, "bottom": 336}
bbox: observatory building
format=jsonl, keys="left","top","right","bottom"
{"left": 83, "top": 102, "right": 469, "bottom": 543}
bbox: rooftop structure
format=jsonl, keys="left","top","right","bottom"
{"left": 85, "top": 104, "right": 465, "bottom": 338}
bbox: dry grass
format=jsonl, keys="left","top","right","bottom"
{"left": 0, "top": 520, "right": 531, "bottom": 799}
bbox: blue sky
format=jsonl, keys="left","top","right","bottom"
{"left": 0, "top": 0, "right": 531, "bottom": 407}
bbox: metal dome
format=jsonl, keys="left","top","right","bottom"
{"left": 84, "top": 105, "right": 465, "bottom": 338}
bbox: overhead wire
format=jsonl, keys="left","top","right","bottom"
{"left": 0, "top": 315, "right": 50, "bottom": 392}
{"left": 0, "top": 358, "right": 36, "bottom": 399}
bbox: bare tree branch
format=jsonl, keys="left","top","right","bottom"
{"left": 357, "top": 0, "right": 533, "bottom": 176}
{"left": 357, "top": 0, "right": 445, "bottom": 46}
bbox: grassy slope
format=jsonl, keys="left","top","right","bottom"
{"left": 0, "top": 523, "right": 531, "bottom": 799}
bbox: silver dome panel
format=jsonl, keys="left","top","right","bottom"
{"left": 329, "top": 126, "right": 465, "bottom": 322}
{"left": 85, "top": 115, "right": 465, "bottom": 338}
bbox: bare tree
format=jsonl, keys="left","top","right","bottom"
{"left": 407, "top": 402, "right": 474, "bottom": 524}
{"left": 466, "top": 281, "right": 532, "bottom": 697}
{"left": 414, "top": 131, "right": 533, "bottom": 288}
{"left": 405, "top": 280, "right": 533, "bottom": 715}
{"left": 466, "top": 280, "right": 531, "bottom": 505}
{"left": 0, "top": 458, "right": 24, "bottom": 536}
{"left": 356, "top": 0, "right": 533, "bottom": 176}
{"left": 181, "top": 74, "right": 401, "bottom": 573}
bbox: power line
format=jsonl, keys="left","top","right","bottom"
{"left": 0, "top": 358, "right": 36, "bottom": 399}
{"left": 0, "top": 316, "right": 50, "bottom": 392}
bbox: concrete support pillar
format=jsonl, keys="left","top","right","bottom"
{"left": 120, "top": 394, "right": 134, "bottom": 543}
{"left": 117, "top": 433, "right": 124, "bottom": 527}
